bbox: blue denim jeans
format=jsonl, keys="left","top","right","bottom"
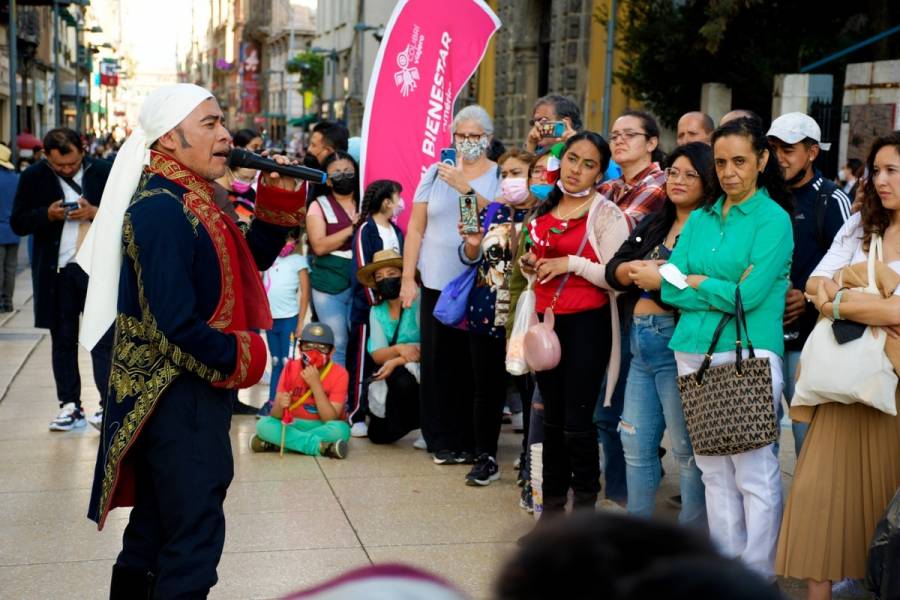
{"left": 594, "top": 321, "right": 628, "bottom": 503}
{"left": 265, "top": 317, "right": 296, "bottom": 402}
{"left": 781, "top": 350, "right": 808, "bottom": 456}
{"left": 311, "top": 287, "right": 352, "bottom": 367}
{"left": 619, "top": 314, "right": 706, "bottom": 528}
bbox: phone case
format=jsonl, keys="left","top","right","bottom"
{"left": 440, "top": 148, "right": 456, "bottom": 165}
{"left": 459, "top": 194, "right": 478, "bottom": 233}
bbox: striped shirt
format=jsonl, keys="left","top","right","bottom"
{"left": 597, "top": 163, "right": 667, "bottom": 230}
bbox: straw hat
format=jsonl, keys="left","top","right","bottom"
{"left": 356, "top": 249, "right": 406, "bottom": 289}
{"left": 0, "top": 144, "right": 14, "bottom": 170}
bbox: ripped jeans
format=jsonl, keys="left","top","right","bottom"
{"left": 619, "top": 314, "right": 706, "bottom": 528}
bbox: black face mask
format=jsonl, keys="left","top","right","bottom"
{"left": 330, "top": 177, "right": 357, "bottom": 196}
{"left": 375, "top": 277, "right": 401, "bottom": 300}
{"left": 302, "top": 153, "right": 320, "bottom": 169}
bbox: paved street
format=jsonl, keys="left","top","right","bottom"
{"left": 0, "top": 258, "right": 818, "bottom": 599}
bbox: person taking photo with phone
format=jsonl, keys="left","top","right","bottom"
{"left": 10, "top": 127, "right": 114, "bottom": 432}
{"left": 402, "top": 104, "right": 501, "bottom": 463}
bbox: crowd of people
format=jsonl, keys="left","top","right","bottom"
{"left": 2, "top": 85, "right": 899, "bottom": 600}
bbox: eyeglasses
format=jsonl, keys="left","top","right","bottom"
{"left": 300, "top": 342, "right": 331, "bottom": 353}
{"left": 328, "top": 170, "right": 356, "bottom": 182}
{"left": 609, "top": 130, "right": 648, "bottom": 143}
{"left": 453, "top": 133, "right": 485, "bottom": 143}
{"left": 665, "top": 167, "right": 700, "bottom": 184}
{"left": 528, "top": 117, "right": 548, "bottom": 127}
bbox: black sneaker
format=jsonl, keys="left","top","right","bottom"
{"left": 232, "top": 399, "right": 258, "bottom": 415}
{"left": 516, "top": 459, "right": 529, "bottom": 487}
{"left": 519, "top": 481, "right": 534, "bottom": 513}
{"left": 454, "top": 451, "right": 476, "bottom": 465}
{"left": 49, "top": 403, "right": 86, "bottom": 432}
{"left": 249, "top": 434, "right": 276, "bottom": 453}
{"left": 465, "top": 454, "right": 500, "bottom": 486}
{"left": 433, "top": 450, "right": 456, "bottom": 465}
{"left": 320, "top": 439, "right": 349, "bottom": 459}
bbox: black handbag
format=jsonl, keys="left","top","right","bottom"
{"left": 677, "top": 288, "right": 778, "bottom": 456}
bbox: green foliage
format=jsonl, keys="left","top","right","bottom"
{"left": 596, "top": 0, "right": 899, "bottom": 128}
{"left": 286, "top": 51, "right": 324, "bottom": 95}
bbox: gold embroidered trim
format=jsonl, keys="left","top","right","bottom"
{"left": 148, "top": 152, "right": 235, "bottom": 329}
{"left": 255, "top": 204, "right": 301, "bottom": 227}
{"left": 98, "top": 202, "right": 226, "bottom": 521}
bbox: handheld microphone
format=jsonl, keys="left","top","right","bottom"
{"left": 228, "top": 148, "right": 327, "bottom": 184}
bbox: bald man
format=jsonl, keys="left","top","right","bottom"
{"left": 719, "top": 109, "right": 762, "bottom": 126}
{"left": 676, "top": 111, "right": 714, "bottom": 145}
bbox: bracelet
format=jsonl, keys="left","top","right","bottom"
{"left": 833, "top": 289, "right": 845, "bottom": 320}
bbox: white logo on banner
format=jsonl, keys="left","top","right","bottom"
{"left": 394, "top": 45, "right": 420, "bottom": 96}
{"left": 394, "top": 25, "right": 425, "bottom": 97}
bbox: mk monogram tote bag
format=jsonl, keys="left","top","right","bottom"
{"left": 677, "top": 288, "right": 778, "bottom": 456}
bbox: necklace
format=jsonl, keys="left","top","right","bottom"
{"left": 554, "top": 195, "right": 593, "bottom": 221}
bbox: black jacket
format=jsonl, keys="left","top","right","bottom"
{"left": 10, "top": 156, "right": 112, "bottom": 328}
{"left": 605, "top": 210, "right": 677, "bottom": 326}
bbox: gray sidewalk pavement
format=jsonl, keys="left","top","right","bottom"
{"left": 0, "top": 262, "right": 819, "bottom": 598}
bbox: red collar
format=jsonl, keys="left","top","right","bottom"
{"left": 146, "top": 150, "right": 216, "bottom": 201}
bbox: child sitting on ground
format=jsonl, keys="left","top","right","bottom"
{"left": 250, "top": 322, "right": 351, "bottom": 459}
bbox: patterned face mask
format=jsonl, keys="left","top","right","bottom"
{"left": 456, "top": 137, "right": 488, "bottom": 161}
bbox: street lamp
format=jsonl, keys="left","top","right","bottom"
{"left": 309, "top": 46, "right": 338, "bottom": 120}
{"left": 353, "top": 23, "right": 383, "bottom": 105}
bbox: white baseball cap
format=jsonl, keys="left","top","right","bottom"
{"left": 767, "top": 112, "right": 831, "bottom": 151}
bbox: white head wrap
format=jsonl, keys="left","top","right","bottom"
{"left": 77, "top": 84, "right": 214, "bottom": 350}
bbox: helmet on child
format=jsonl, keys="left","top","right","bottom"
{"left": 299, "top": 322, "right": 335, "bottom": 347}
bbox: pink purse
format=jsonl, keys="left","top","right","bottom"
{"left": 523, "top": 210, "right": 594, "bottom": 372}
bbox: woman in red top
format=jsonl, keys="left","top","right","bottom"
{"left": 520, "top": 132, "right": 629, "bottom": 520}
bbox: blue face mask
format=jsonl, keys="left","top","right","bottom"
{"left": 530, "top": 183, "right": 554, "bottom": 202}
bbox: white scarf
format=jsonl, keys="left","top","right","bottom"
{"left": 77, "top": 84, "right": 214, "bottom": 350}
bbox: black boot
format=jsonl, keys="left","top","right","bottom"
{"left": 567, "top": 429, "right": 601, "bottom": 511}
{"left": 109, "top": 564, "right": 154, "bottom": 600}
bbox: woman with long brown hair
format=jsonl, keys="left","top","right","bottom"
{"left": 776, "top": 131, "right": 900, "bottom": 599}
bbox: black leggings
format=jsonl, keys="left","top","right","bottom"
{"left": 535, "top": 306, "right": 612, "bottom": 510}
{"left": 419, "top": 287, "right": 475, "bottom": 453}
{"left": 469, "top": 332, "right": 508, "bottom": 458}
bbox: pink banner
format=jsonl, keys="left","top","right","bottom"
{"left": 360, "top": 0, "right": 501, "bottom": 231}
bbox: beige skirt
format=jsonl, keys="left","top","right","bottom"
{"left": 776, "top": 398, "right": 900, "bottom": 581}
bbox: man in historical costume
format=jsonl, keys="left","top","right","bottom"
{"left": 77, "top": 84, "right": 306, "bottom": 598}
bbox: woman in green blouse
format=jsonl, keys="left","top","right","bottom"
{"left": 659, "top": 117, "right": 793, "bottom": 583}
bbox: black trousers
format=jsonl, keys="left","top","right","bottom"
{"left": 115, "top": 375, "right": 234, "bottom": 599}
{"left": 535, "top": 306, "right": 611, "bottom": 511}
{"left": 368, "top": 367, "right": 420, "bottom": 444}
{"left": 514, "top": 373, "right": 536, "bottom": 464}
{"left": 419, "top": 287, "right": 474, "bottom": 453}
{"left": 470, "top": 332, "right": 508, "bottom": 458}
{"left": 50, "top": 263, "right": 113, "bottom": 409}
{"left": 345, "top": 321, "right": 375, "bottom": 424}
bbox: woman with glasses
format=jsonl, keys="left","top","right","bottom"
{"left": 593, "top": 110, "right": 669, "bottom": 506}
{"left": 306, "top": 150, "right": 360, "bottom": 367}
{"left": 660, "top": 117, "right": 794, "bottom": 581}
{"left": 401, "top": 105, "right": 501, "bottom": 463}
{"left": 605, "top": 142, "right": 719, "bottom": 528}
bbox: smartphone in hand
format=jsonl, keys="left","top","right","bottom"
{"left": 440, "top": 147, "right": 457, "bottom": 166}
{"left": 61, "top": 201, "right": 80, "bottom": 216}
{"left": 459, "top": 194, "right": 479, "bottom": 234}
{"left": 539, "top": 121, "right": 565, "bottom": 138}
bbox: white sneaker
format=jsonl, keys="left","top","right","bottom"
{"left": 87, "top": 409, "right": 103, "bottom": 431}
{"left": 350, "top": 422, "right": 368, "bottom": 438}
{"left": 831, "top": 578, "right": 869, "bottom": 598}
{"left": 413, "top": 436, "right": 427, "bottom": 450}
{"left": 49, "top": 402, "right": 86, "bottom": 432}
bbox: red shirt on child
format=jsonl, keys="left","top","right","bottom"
{"left": 276, "top": 359, "right": 349, "bottom": 421}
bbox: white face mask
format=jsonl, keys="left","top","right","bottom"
{"left": 556, "top": 179, "right": 595, "bottom": 198}
{"left": 456, "top": 137, "right": 488, "bottom": 161}
{"left": 391, "top": 197, "right": 405, "bottom": 220}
